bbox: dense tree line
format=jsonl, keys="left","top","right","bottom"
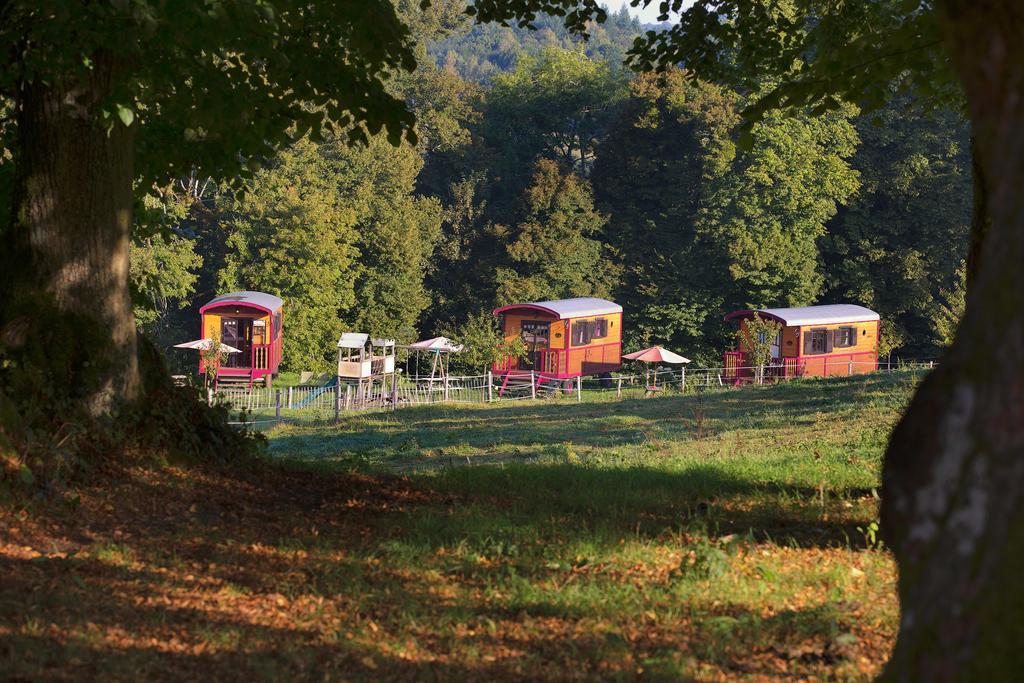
{"left": 132, "top": 8, "right": 970, "bottom": 372}
{"left": 428, "top": 5, "right": 645, "bottom": 83}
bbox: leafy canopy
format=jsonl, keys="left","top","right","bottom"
{"left": 1, "top": 1, "right": 421, "bottom": 186}
{"left": 454, "top": 1, "right": 960, "bottom": 132}
{"left": 494, "top": 159, "right": 618, "bottom": 304}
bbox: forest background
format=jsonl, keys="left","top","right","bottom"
{"left": 133, "top": 1, "right": 969, "bottom": 374}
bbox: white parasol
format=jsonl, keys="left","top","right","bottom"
{"left": 173, "top": 338, "right": 242, "bottom": 354}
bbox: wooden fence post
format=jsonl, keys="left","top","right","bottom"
{"left": 444, "top": 374, "right": 450, "bottom": 402}
{"left": 275, "top": 389, "right": 281, "bottom": 425}
{"left": 334, "top": 384, "right": 340, "bottom": 423}
{"left": 577, "top": 376, "right": 582, "bottom": 403}
{"left": 345, "top": 384, "right": 352, "bottom": 411}
{"left": 530, "top": 371, "right": 536, "bottom": 400}
{"left": 487, "top": 371, "right": 493, "bottom": 403}
{"left": 287, "top": 386, "right": 293, "bottom": 410}
{"left": 680, "top": 366, "right": 686, "bottom": 394}
{"left": 848, "top": 359, "right": 854, "bottom": 376}
{"left": 616, "top": 376, "right": 622, "bottom": 399}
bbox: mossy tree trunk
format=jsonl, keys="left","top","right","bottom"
{"left": 2, "top": 53, "right": 140, "bottom": 416}
{"left": 881, "top": 2, "right": 1024, "bottom": 679}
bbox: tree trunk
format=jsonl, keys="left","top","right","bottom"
{"left": 880, "top": 2, "right": 1024, "bottom": 680}
{"left": 966, "top": 134, "right": 990, "bottom": 286}
{"left": 2, "top": 54, "right": 140, "bottom": 415}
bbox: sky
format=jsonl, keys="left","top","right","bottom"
{"left": 602, "top": 1, "right": 680, "bottom": 24}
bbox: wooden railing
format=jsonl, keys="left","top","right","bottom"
{"left": 724, "top": 351, "right": 877, "bottom": 382}
{"left": 495, "top": 349, "right": 562, "bottom": 375}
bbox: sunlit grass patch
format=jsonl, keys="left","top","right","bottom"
{"left": 91, "top": 542, "right": 136, "bottom": 566}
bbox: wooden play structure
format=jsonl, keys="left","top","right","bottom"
{"left": 492, "top": 297, "right": 623, "bottom": 381}
{"left": 199, "top": 291, "right": 283, "bottom": 388}
{"left": 723, "top": 304, "right": 880, "bottom": 382}
{"left": 337, "top": 333, "right": 397, "bottom": 402}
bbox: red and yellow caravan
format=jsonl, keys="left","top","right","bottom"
{"left": 723, "top": 304, "right": 880, "bottom": 381}
{"left": 492, "top": 297, "right": 623, "bottom": 379}
{"left": 200, "top": 291, "right": 283, "bottom": 388}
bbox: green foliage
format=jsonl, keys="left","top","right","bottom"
{"left": 702, "top": 107, "right": 860, "bottom": 309}
{"left": 592, "top": 69, "right": 738, "bottom": 359}
{"left": 428, "top": 4, "right": 643, "bottom": 83}
{"left": 738, "top": 314, "right": 784, "bottom": 368}
{"left": 447, "top": 311, "right": 526, "bottom": 374}
{"left": 422, "top": 48, "right": 627, "bottom": 329}
{"left": 417, "top": 0, "right": 967, "bottom": 365}
{"left": 220, "top": 139, "right": 359, "bottom": 373}
{"left": 5, "top": 0, "right": 967, "bottom": 398}
{"left": 930, "top": 263, "right": 966, "bottom": 349}
{"left": 620, "top": 0, "right": 959, "bottom": 132}
{"left": 856, "top": 521, "right": 885, "bottom": 551}
{"left": 494, "top": 160, "right": 619, "bottom": 304}
{"left": 592, "top": 68, "right": 858, "bottom": 361}
{"left": 327, "top": 135, "right": 443, "bottom": 342}
{"left": 130, "top": 231, "right": 201, "bottom": 330}
{"left": 483, "top": 48, "right": 627, "bottom": 178}
{"left": 877, "top": 319, "right": 906, "bottom": 363}
{"left": 133, "top": 336, "right": 265, "bottom": 466}
{"left": 1, "top": 0, "right": 421, "bottom": 189}
{"left": 199, "top": 328, "right": 226, "bottom": 391}
{"left": 821, "top": 102, "right": 971, "bottom": 355}
{"left": 675, "top": 536, "right": 732, "bottom": 580}
{"left": 210, "top": 132, "right": 441, "bottom": 372}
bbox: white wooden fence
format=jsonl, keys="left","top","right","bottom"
{"left": 219, "top": 359, "right": 936, "bottom": 428}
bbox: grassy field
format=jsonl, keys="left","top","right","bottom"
{"left": 1, "top": 372, "right": 920, "bottom": 681}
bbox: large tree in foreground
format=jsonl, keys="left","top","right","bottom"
{"left": 468, "top": 0, "right": 1023, "bottom": 678}
{"left": 0, "top": 1, "right": 418, "bottom": 416}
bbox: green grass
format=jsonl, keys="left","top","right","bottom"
{"left": 269, "top": 372, "right": 908, "bottom": 488}
{"left": 261, "top": 372, "right": 915, "bottom": 678}
{"left": 1, "top": 371, "right": 918, "bottom": 681}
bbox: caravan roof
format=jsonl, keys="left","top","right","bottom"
{"left": 202, "top": 291, "right": 284, "bottom": 313}
{"left": 493, "top": 297, "right": 622, "bottom": 320}
{"left": 724, "top": 304, "right": 879, "bottom": 327}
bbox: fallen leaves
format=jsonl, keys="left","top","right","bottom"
{"left": 1, "top": 462, "right": 897, "bottom": 682}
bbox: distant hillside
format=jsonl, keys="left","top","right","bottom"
{"left": 427, "top": 7, "right": 646, "bottom": 82}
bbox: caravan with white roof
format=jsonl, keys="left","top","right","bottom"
{"left": 723, "top": 304, "right": 880, "bottom": 382}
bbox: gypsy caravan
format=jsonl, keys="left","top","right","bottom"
{"left": 723, "top": 304, "right": 879, "bottom": 381}
{"left": 199, "top": 291, "right": 283, "bottom": 388}
{"left": 492, "top": 297, "right": 623, "bottom": 379}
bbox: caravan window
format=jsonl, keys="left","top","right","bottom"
{"left": 571, "top": 319, "right": 608, "bottom": 347}
{"left": 803, "top": 328, "right": 831, "bottom": 355}
{"left": 834, "top": 326, "right": 857, "bottom": 348}
{"left": 831, "top": 325, "right": 856, "bottom": 348}
{"left": 521, "top": 321, "right": 550, "bottom": 345}
{"left": 571, "top": 321, "right": 591, "bottom": 346}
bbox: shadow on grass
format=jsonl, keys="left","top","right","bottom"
{"left": 0, "top": 596, "right": 862, "bottom": 682}
{"left": 2, "top": 460, "right": 886, "bottom": 681}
